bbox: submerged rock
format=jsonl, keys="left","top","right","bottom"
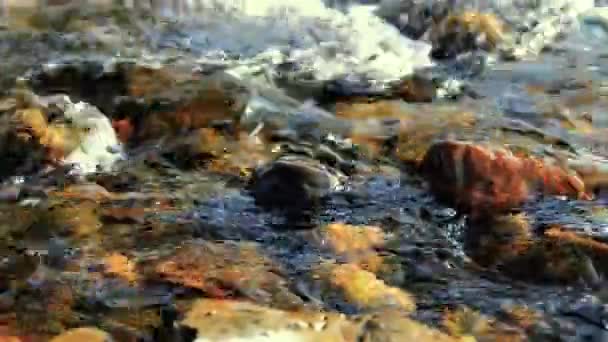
{"left": 315, "top": 223, "right": 390, "bottom": 274}
{"left": 150, "top": 240, "right": 303, "bottom": 309}
{"left": 312, "top": 262, "right": 416, "bottom": 312}
{"left": 162, "top": 128, "right": 270, "bottom": 177}
{"left": 465, "top": 213, "right": 533, "bottom": 268}
{"left": 465, "top": 212, "right": 608, "bottom": 285}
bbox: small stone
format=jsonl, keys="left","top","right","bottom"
{"left": 248, "top": 155, "right": 344, "bottom": 218}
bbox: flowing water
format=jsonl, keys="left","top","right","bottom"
{"left": 1, "top": 1, "right": 608, "bottom": 341}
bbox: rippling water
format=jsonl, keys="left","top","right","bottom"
{"left": 2, "top": 0, "right": 608, "bottom": 340}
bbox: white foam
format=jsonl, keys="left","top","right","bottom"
{"left": 60, "top": 98, "right": 125, "bottom": 174}
{"left": 170, "top": 0, "right": 432, "bottom": 83}
{"left": 376, "top": 0, "right": 595, "bottom": 59}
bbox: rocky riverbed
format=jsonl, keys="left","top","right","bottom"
{"left": 2, "top": 1, "right": 608, "bottom": 341}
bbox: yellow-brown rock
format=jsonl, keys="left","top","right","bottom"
{"left": 126, "top": 66, "right": 250, "bottom": 143}
{"left": 315, "top": 223, "right": 388, "bottom": 274}
{"left": 50, "top": 327, "right": 113, "bottom": 342}
{"left": 430, "top": 11, "right": 506, "bottom": 58}
{"left": 180, "top": 299, "right": 459, "bottom": 342}
{"left": 313, "top": 262, "right": 415, "bottom": 313}
{"left": 181, "top": 299, "right": 359, "bottom": 342}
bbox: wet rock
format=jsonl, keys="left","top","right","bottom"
{"left": 111, "top": 118, "right": 134, "bottom": 144}
{"left": 150, "top": 240, "right": 303, "bottom": 309}
{"left": 541, "top": 227, "right": 608, "bottom": 282}
{"left": 357, "top": 310, "right": 463, "bottom": 342}
{"left": 80, "top": 277, "right": 172, "bottom": 313}
{"left": 430, "top": 12, "right": 506, "bottom": 59}
{"left": 49, "top": 183, "right": 114, "bottom": 202}
{"left": 0, "top": 186, "right": 20, "bottom": 202}
{"left": 317, "top": 223, "right": 385, "bottom": 256}
{"left": 375, "top": 0, "right": 450, "bottom": 40}
{"left": 442, "top": 306, "right": 493, "bottom": 340}
{"left": 467, "top": 218, "right": 608, "bottom": 284}
{"left": 5, "top": 95, "right": 124, "bottom": 177}
{"left": 162, "top": 128, "right": 269, "bottom": 176}
{"left": 11, "top": 279, "right": 76, "bottom": 336}
{"left": 90, "top": 173, "right": 139, "bottom": 193}
{"left": 248, "top": 153, "right": 346, "bottom": 223}
{"left": 378, "top": 0, "right": 593, "bottom": 60}
{"left": 179, "top": 299, "right": 456, "bottom": 342}
{"left": 465, "top": 214, "right": 533, "bottom": 268}
{"left": 102, "top": 253, "right": 139, "bottom": 284}
{"left": 312, "top": 262, "right": 416, "bottom": 313}
{"left": 397, "top": 111, "right": 477, "bottom": 164}
{"left": 100, "top": 207, "right": 146, "bottom": 225}
{"left": 0, "top": 253, "right": 40, "bottom": 291}
{"left": 568, "top": 157, "right": 608, "bottom": 198}
{"left": 419, "top": 140, "right": 589, "bottom": 217}
{"left": 318, "top": 77, "right": 391, "bottom": 104}
{"left": 127, "top": 67, "right": 250, "bottom": 144}
{"left": 315, "top": 223, "right": 389, "bottom": 274}
{"left": 334, "top": 100, "right": 406, "bottom": 121}
{"left": 334, "top": 101, "right": 477, "bottom": 163}
{"left": 393, "top": 74, "right": 437, "bottom": 102}
{"left": 179, "top": 298, "right": 359, "bottom": 341}
{"left": 50, "top": 327, "right": 113, "bottom": 342}
{"left": 443, "top": 306, "right": 524, "bottom": 341}
{"left": 24, "top": 59, "right": 251, "bottom": 145}
{"left": 24, "top": 199, "right": 102, "bottom": 238}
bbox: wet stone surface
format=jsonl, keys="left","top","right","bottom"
{"left": 3, "top": 1, "right": 608, "bottom": 341}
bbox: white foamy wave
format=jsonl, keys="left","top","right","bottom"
{"left": 376, "top": 0, "right": 595, "bottom": 59}
{"left": 161, "top": 0, "right": 432, "bottom": 82}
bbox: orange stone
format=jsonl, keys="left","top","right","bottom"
{"left": 420, "top": 141, "right": 589, "bottom": 217}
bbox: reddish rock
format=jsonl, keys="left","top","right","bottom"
{"left": 419, "top": 141, "right": 589, "bottom": 217}
{"left": 111, "top": 119, "right": 133, "bottom": 144}
{"left": 150, "top": 241, "right": 303, "bottom": 309}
